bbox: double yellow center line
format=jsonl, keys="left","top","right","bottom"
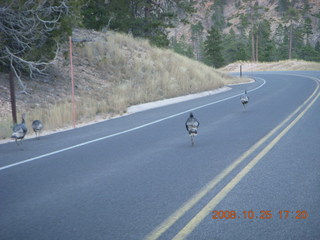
{"left": 144, "top": 75, "right": 320, "bottom": 240}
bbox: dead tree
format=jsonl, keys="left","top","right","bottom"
{"left": 0, "top": 0, "right": 69, "bottom": 122}
{"left": 0, "top": 0, "right": 69, "bottom": 92}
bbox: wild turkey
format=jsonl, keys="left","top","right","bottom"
{"left": 185, "top": 113, "right": 199, "bottom": 146}
{"left": 11, "top": 113, "right": 27, "bottom": 145}
{"left": 32, "top": 120, "right": 43, "bottom": 139}
{"left": 240, "top": 90, "right": 249, "bottom": 109}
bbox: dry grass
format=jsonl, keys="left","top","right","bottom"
{"left": 220, "top": 60, "right": 320, "bottom": 72}
{"left": 0, "top": 29, "right": 246, "bottom": 140}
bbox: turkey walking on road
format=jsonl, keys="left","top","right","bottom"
{"left": 32, "top": 120, "right": 43, "bottom": 139}
{"left": 185, "top": 113, "right": 200, "bottom": 146}
{"left": 11, "top": 113, "right": 27, "bottom": 146}
{"left": 240, "top": 90, "right": 249, "bottom": 109}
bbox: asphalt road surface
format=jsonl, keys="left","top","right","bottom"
{"left": 1, "top": 71, "right": 319, "bottom": 240}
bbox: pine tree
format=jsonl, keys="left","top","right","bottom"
{"left": 285, "top": 7, "right": 299, "bottom": 59}
{"left": 299, "top": 43, "right": 318, "bottom": 61}
{"left": 221, "top": 29, "right": 249, "bottom": 65}
{"left": 222, "top": 29, "right": 238, "bottom": 64}
{"left": 244, "top": 0, "right": 265, "bottom": 61}
{"left": 171, "top": 36, "right": 194, "bottom": 58}
{"left": 292, "top": 25, "right": 305, "bottom": 59}
{"left": 191, "top": 22, "right": 204, "bottom": 61}
{"left": 82, "top": 0, "right": 195, "bottom": 47}
{"left": 315, "top": 42, "right": 320, "bottom": 62}
{"left": 257, "top": 20, "right": 275, "bottom": 61}
{"left": 204, "top": 26, "right": 224, "bottom": 68}
{"left": 82, "top": 0, "right": 110, "bottom": 30}
{"left": 211, "top": 0, "right": 226, "bottom": 31}
{"left": 315, "top": 41, "right": 320, "bottom": 53}
{"left": 302, "top": 17, "right": 313, "bottom": 44}
{"left": 276, "top": 0, "right": 290, "bottom": 14}
{"left": 236, "top": 42, "right": 249, "bottom": 61}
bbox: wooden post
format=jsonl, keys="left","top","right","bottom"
{"left": 69, "top": 36, "right": 76, "bottom": 128}
{"left": 8, "top": 70, "right": 17, "bottom": 124}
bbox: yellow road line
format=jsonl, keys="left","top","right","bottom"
{"left": 172, "top": 85, "right": 320, "bottom": 240}
{"left": 144, "top": 77, "right": 319, "bottom": 240}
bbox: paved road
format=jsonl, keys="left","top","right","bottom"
{"left": 1, "top": 71, "right": 319, "bottom": 240}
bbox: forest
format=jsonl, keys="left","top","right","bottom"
{"left": 1, "top": 0, "right": 320, "bottom": 83}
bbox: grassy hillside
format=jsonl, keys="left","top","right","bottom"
{"left": 0, "top": 29, "right": 242, "bottom": 140}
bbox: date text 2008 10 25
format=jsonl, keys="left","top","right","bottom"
{"left": 211, "top": 210, "right": 309, "bottom": 220}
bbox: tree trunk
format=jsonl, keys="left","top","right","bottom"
{"left": 255, "top": 33, "right": 259, "bottom": 62}
{"left": 250, "top": 0, "right": 255, "bottom": 62}
{"left": 8, "top": 70, "right": 17, "bottom": 124}
{"left": 193, "top": 37, "right": 200, "bottom": 61}
{"left": 145, "top": 0, "right": 151, "bottom": 18}
{"left": 289, "top": 19, "right": 293, "bottom": 59}
{"left": 251, "top": 30, "right": 255, "bottom": 61}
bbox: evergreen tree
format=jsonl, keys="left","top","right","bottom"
{"left": 191, "top": 22, "right": 204, "bottom": 61}
{"left": 203, "top": 26, "right": 224, "bottom": 68}
{"left": 257, "top": 20, "right": 275, "bottom": 61}
{"left": 221, "top": 29, "right": 249, "bottom": 65}
{"left": 299, "top": 43, "right": 319, "bottom": 61}
{"left": 291, "top": 25, "right": 305, "bottom": 59}
{"left": 302, "top": 17, "right": 313, "bottom": 44}
{"left": 82, "top": 0, "right": 110, "bottom": 30}
{"left": 82, "top": 0, "right": 195, "bottom": 48}
{"left": 273, "top": 24, "right": 287, "bottom": 60}
{"left": 284, "top": 7, "right": 300, "bottom": 59}
{"left": 222, "top": 29, "right": 238, "bottom": 64}
{"left": 315, "top": 41, "right": 320, "bottom": 53}
{"left": 211, "top": 0, "right": 226, "bottom": 31}
{"left": 239, "top": 13, "right": 249, "bottom": 35}
{"left": 302, "top": 0, "right": 311, "bottom": 15}
{"left": 242, "top": 1, "right": 265, "bottom": 61}
{"left": 236, "top": 41, "right": 249, "bottom": 61}
{"left": 276, "top": 0, "right": 290, "bottom": 14}
{"left": 315, "top": 41, "right": 320, "bottom": 62}
{"left": 171, "top": 36, "right": 194, "bottom": 58}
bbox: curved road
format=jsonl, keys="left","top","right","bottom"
{"left": 0, "top": 71, "right": 319, "bottom": 240}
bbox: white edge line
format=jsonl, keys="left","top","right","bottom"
{"left": 0, "top": 78, "right": 265, "bottom": 171}
{"left": 127, "top": 86, "right": 232, "bottom": 113}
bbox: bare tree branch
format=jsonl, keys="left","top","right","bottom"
{"left": 0, "top": 0, "right": 69, "bottom": 89}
